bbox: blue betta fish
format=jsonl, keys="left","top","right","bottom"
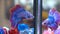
{"left": 0, "top": 27, "right": 4, "bottom": 34}
{"left": 11, "top": 8, "right": 25, "bottom": 28}
{"left": 10, "top": 6, "right": 34, "bottom": 28}
{"left": 42, "top": 8, "right": 58, "bottom": 30}
{"left": 47, "top": 8, "right": 58, "bottom": 30}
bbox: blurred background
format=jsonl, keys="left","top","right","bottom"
{"left": 0, "top": 0, "right": 34, "bottom": 28}
{"left": 42, "top": 0, "right": 60, "bottom": 32}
